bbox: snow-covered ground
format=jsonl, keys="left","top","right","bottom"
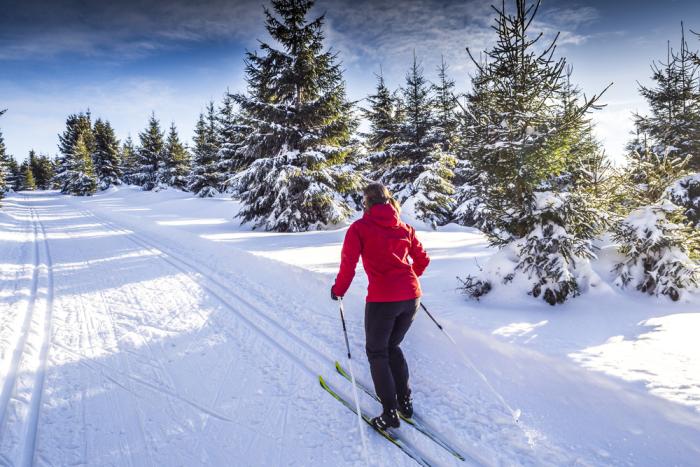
{"left": 1, "top": 187, "right": 699, "bottom": 466}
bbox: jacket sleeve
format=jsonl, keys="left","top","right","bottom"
{"left": 332, "top": 224, "right": 362, "bottom": 297}
{"left": 409, "top": 227, "right": 430, "bottom": 277}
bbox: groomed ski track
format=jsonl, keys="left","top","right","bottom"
{"left": 0, "top": 190, "right": 699, "bottom": 466}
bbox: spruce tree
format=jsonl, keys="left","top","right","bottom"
{"left": 371, "top": 54, "right": 456, "bottom": 227}
{"left": 134, "top": 113, "right": 165, "bottom": 191}
{"left": 64, "top": 134, "right": 97, "bottom": 196}
{"left": 459, "top": 0, "right": 609, "bottom": 305}
{"left": 362, "top": 71, "right": 402, "bottom": 153}
{"left": 160, "top": 123, "right": 190, "bottom": 190}
{"left": 119, "top": 136, "right": 138, "bottom": 185}
{"left": 93, "top": 119, "right": 122, "bottom": 189}
{"left": 432, "top": 57, "right": 459, "bottom": 154}
{"left": 23, "top": 162, "right": 37, "bottom": 190}
{"left": 633, "top": 25, "right": 700, "bottom": 171}
{"left": 0, "top": 121, "right": 7, "bottom": 197}
{"left": 37, "top": 155, "right": 56, "bottom": 190}
{"left": 230, "top": 0, "right": 360, "bottom": 231}
{"left": 217, "top": 92, "right": 249, "bottom": 192}
{"left": 54, "top": 112, "right": 94, "bottom": 193}
{"left": 4, "top": 156, "right": 21, "bottom": 192}
{"left": 187, "top": 102, "right": 221, "bottom": 197}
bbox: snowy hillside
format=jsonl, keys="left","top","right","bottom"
{"left": 1, "top": 188, "right": 699, "bottom": 466}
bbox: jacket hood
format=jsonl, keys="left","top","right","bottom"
{"left": 365, "top": 202, "right": 400, "bottom": 228}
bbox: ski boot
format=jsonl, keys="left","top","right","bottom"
{"left": 370, "top": 408, "right": 400, "bottom": 431}
{"left": 397, "top": 393, "right": 413, "bottom": 419}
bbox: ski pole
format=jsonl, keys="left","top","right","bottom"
{"left": 419, "top": 302, "right": 522, "bottom": 424}
{"left": 338, "top": 298, "right": 370, "bottom": 464}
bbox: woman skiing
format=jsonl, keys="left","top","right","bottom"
{"left": 331, "top": 182, "right": 430, "bottom": 431}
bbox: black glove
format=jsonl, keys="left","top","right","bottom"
{"left": 331, "top": 287, "right": 340, "bottom": 301}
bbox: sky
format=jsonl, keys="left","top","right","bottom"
{"left": 1, "top": 0, "right": 700, "bottom": 164}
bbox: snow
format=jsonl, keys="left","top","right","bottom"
{"left": 1, "top": 188, "right": 699, "bottom": 465}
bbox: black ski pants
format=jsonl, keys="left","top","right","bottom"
{"left": 364, "top": 298, "right": 420, "bottom": 412}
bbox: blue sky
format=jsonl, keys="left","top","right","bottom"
{"left": 1, "top": 0, "right": 699, "bottom": 163}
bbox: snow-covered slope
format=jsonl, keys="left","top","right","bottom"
{"left": 1, "top": 188, "right": 699, "bottom": 466}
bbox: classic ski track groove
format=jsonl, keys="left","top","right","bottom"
{"left": 0, "top": 207, "right": 42, "bottom": 465}
{"left": 77, "top": 202, "right": 485, "bottom": 466}
{"left": 0, "top": 201, "right": 56, "bottom": 467}
{"left": 23, "top": 206, "right": 56, "bottom": 467}
{"left": 0, "top": 205, "right": 41, "bottom": 439}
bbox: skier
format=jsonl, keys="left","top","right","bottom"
{"left": 331, "top": 182, "right": 430, "bottom": 431}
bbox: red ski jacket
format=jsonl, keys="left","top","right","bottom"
{"left": 332, "top": 203, "right": 430, "bottom": 303}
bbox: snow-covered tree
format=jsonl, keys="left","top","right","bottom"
{"left": 458, "top": 0, "right": 609, "bottom": 304}
{"left": 133, "top": 113, "right": 165, "bottom": 191}
{"left": 32, "top": 154, "right": 55, "bottom": 190}
{"left": 667, "top": 174, "right": 700, "bottom": 226}
{"left": 92, "top": 118, "right": 122, "bottom": 189}
{"left": 2, "top": 155, "right": 21, "bottom": 192}
{"left": 633, "top": 25, "right": 700, "bottom": 171}
{"left": 119, "top": 136, "right": 138, "bottom": 185}
{"left": 217, "top": 92, "right": 249, "bottom": 192}
{"left": 362, "top": 71, "right": 402, "bottom": 153}
{"left": 0, "top": 118, "right": 7, "bottom": 197}
{"left": 63, "top": 134, "right": 97, "bottom": 196}
{"left": 54, "top": 112, "right": 94, "bottom": 193}
{"left": 230, "top": 0, "right": 360, "bottom": 231}
{"left": 187, "top": 104, "right": 221, "bottom": 197}
{"left": 611, "top": 147, "right": 699, "bottom": 299}
{"left": 613, "top": 200, "right": 699, "bottom": 301}
{"left": 159, "top": 123, "right": 190, "bottom": 190}
{"left": 371, "top": 55, "right": 456, "bottom": 228}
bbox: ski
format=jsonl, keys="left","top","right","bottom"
{"left": 319, "top": 375, "right": 433, "bottom": 467}
{"left": 335, "top": 361, "right": 467, "bottom": 462}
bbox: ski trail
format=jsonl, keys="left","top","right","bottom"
{"left": 0, "top": 203, "right": 56, "bottom": 467}
{"left": 77, "top": 204, "right": 479, "bottom": 466}
{"left": 21, "top": 207, "right": 56, "bottom": 466}
{"left": 0, "top": 206, "right": 41, "bottom": 438}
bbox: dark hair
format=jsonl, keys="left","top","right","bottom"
{"left": 363, "top": 182, "right": 400, "bottom": 213}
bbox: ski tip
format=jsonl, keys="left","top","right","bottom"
{"left": 334, "top": 360, "right": 342, "bottom": 370}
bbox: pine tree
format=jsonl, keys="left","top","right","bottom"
{"left": 458, "top": 0, "right": 609, "bottom": 305}
{"left": 93, "top": 119, "right": 122, "bottom": 189}
{"left": 134, "top": 113, "right": 165, "bottom": 191}
{"left": 54, "top": 112, "right": 94, "bottom": 193}
{"left": 362, "top": 70, "right": 402, "bottom": 153}
{"left": 64, "top": 134, "right": 97, "bottom": 196}
{"left": 3, "top": 156, "right": 21, "bottom": 192}
{"left": 187, "top": 102, "right": 221, "bottom": 196}
{"left": 23, "top": 162, "right": 37, "bottom": 190}
{"left": 119, "top": 136, "right": 138, "bottom": 185}
{"left": 667, "top": 174, "right": 700, "bottom": 226}
{"left": 217, "top": 92, "right": 249, "bottom": 192}
{"left": 432, "top": 57, "right": 459, "bottom": 153}
{"left": 230, "top": 0, "right": 360, "bottom": 231}
{"left": 0, "top": 120, "right": 7, "bottom": 197}
{"left": 370, "top": 54, "right": 456, "bottom": 227}
{"left": 633, "top": 25, "right": 700, "bottom": 171}
{"left": 160, "top": 123, "right": 190, "bottom": 190}
{"left": 611, "top": 147, "right": 699, "bottom": 299}
{"left": 373, "top": 54, "right": 433, "bottom": 200}
{"left": 39, "top": 155, "right": 55, "bottom": 189}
